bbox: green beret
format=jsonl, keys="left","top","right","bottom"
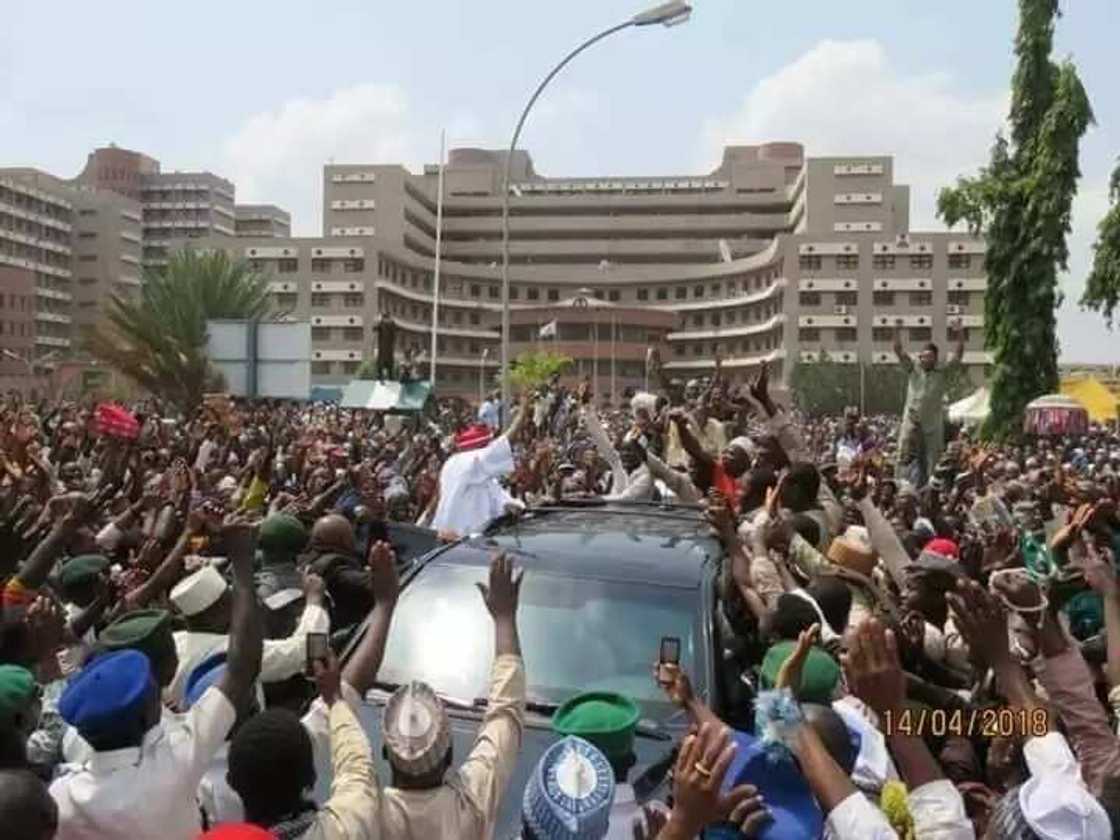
{"left": 760, "top": 641, "right": 841, "bottom": 704}
{"left": 0, "top": 665, "right": 36, "bottom": 724}
{"left": 551, "top": 692, "right": 640, "bottom": 761}
{"left": 59, "top": 554, "right": 110, "bottom": 591}
{"left": 258, "top": 514, "right": 309, "bottom": 557}
{"left": 99, "top": 609, "right": 176, "bottom": 668}
{"left": 1064, "top": 590, "right": 1103, "bottom": 641}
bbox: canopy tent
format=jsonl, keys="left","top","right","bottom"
{"left": 1060, "top": 375, "right": 1119, "bottom": 423}
{"left": 340, "top": 380, "right": 433, "bottom": 412}
{"left": 1024, "top": 393, "right": 1090, "bottom": 436}
{"left": 948, "top": 387, "right": 990, "bottom": 426}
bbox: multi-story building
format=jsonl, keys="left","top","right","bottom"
{"left": 75, "top": 146, "right": 240, "bottom": 268}
{"left": 235, "top": 204, "right": 291, "bottom": 238}
{"left": 202, "top": 142, "right": 987, "bottom": 400}
{"left": 0, "top": 169, "right": 75, "bottom": 388}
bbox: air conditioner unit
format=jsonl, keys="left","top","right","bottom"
{"left": 833, "top": 305, "right": 850, "bottom": 316}
{"left": 946, "top": 305, "right": 963, "bottom": 316}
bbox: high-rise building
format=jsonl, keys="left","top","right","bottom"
{"left": 198, "top": 142, "right": 988, "bottom": 400}
{"left": 235, "top": 204, "right": 291, "bottom": 238}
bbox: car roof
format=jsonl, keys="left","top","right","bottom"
{"left": 424, "top": 500, "right": 720, "bottom": 589}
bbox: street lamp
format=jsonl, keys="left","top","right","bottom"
{"left": 498, "top": 0, "right": 692, "bottom": 425}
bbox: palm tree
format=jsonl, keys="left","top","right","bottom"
{"left": 86, "top": 249, "right": 271, "bottom": 413}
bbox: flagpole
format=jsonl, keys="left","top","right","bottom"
{"left": 428, "top": 130, "right": 445, "bottom": 384}
{"left": 592, "top": 309, "right": 599, "bottom": 402}
{"left": 610, "top": 315, "right": 617, "bottom": 408}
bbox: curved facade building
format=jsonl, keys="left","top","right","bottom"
{"left": 194, "top": 143, "right": 989, "bottom": 400}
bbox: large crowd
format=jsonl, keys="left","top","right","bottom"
{"left": 2, "top": 340, "right": 1120, "bottom": 840}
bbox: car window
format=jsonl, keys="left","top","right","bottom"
{"left": 378, "top": 562, "right": 700, "bottom": 722}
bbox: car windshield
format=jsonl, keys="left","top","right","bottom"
{"left": 377, "top": 562, "right": 701, "bottom": 723}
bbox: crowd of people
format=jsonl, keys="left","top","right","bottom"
{"left": 2, "top": 341, "right": 1120, "bottom": 840}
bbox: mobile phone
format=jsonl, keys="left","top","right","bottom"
{"left": 306, "top": 632, "right": 330, "bottom": 675}
{"left": 658, "top": 636, "right": 681, "bottom": 683}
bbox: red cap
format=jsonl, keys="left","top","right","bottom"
{"left": 455, "top": 424, "right": 493, "bottom": 451}
{"left": 197, "top": 824, "right": 276, "bottom": 839}
{"left": 924, "top": 537, "right": 959, "bottom": 558}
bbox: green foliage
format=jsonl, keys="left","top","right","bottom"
{"left": 789, "top": 353, "right": 910, "bottom": 417}
{"left": 509, "top": 350, "right": 573, "bottom": 392}
{"left": 937, "top": 0, "right": 1094, "bottom": 440}
{"left": 1080, "top": 159, "right": 1120, "bottom": 327}
{"left": 86, "top": 249, "right": 271, "bottom": 413}
{"left": 355, "top": 359, "right": 378, "bottom": 380}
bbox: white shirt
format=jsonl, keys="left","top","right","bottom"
{"left": 51, "top": 686, "right": 236, "bottom": 840}
{"left": 168, "top": 603, "right": 330, "bottom": 706}
{"left": 58, "top": 602, "right": 96, "bottom": 676}
{"left": 825, "top": 779, "right": 973, "bottom": 840}
{"left": 430, "top": 436, "right": 519, "bottom": 535}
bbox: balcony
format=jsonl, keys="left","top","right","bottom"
{"left": 35, "top": 311, "right": 71, "bottom": 324}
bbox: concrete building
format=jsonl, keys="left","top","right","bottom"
{"left": 203, "top": 142, "right": 987, "bottom": 400}
{"left": 235, "top": 204, "right": 291, "bottom": 238}
{"left": 74, "top": 146, "right": 240, "bottom": 268}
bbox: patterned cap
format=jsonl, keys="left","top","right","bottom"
{"left": 382, "top": 681, "right": 452, "bottom": 777}
{"left": 522, "top": 736, "right": 615, "bottom": 840}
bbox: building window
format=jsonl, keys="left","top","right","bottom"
{"left": 692, "top": 314, "right": 703, "bottom": 327}
{"left": 835, "top": 327, "right": 857, "bottom": 344}
{"left": 342, "top": 361, "right": 359, "bottom": 375}
{"left": 726, "top": 310, "right": 736, "bottom": 324}
{"left": 311, "top": 258, "right": 331, "bottom": 273}
{"left": 711, "top": 312, "right": 721, "bottom": 328}
{"left": 872, "top": 291, "right": 895, "bottom": 306}
{"left": 311, "top": 293, "right": 330, "bottom": 307}
{"left": 608, "top": 290, "right": 620, "bottom": 302}
{"left": 311, "top": 327, "right": 331, "bottom": 341}
{"left": 799, "top": 255, "right": 822, "bottom": 271}
{"left": 547, "top": 289, "right": 559, "bottom": 302}
{"left": 637, "top": 289, "right": 649, "bottom": 301}
{"left": 836, "top": 255, "right": 859, "bottom": 270}
{"left": 488, "top": 286, "right": 499, "bottom": 299}
{"left": 909, "top": 292, "right": 932, "bottom": 306}
{"left": 470, "top": 284, "right": 480, "bottom": 298}
{"left": 343, "top": 293, "right": 363, "bottom": 308}
{"left": 469, "top": 311, "right": 480, "bottom": 325}
{"left": 79, "top": 255, "right": 97, "bottom": 263}
{"left": 710, "top": 283, "right": 721, "bottom": 297}
{"left": 675, "top": 287, "right": 687, "bottom": 300}
{"left": 311, "top": 361, "right": 331, "bottom": 375}
{"left": 452, "top": 311, "right": 463, "bottom": 324}
{"left": 873, "top": 255, "right": 895, "bottom": 270}
{"left": 872, "top": 327, "right": 894, "bottom": 342}
{"left": 693, "top": 285, "right": 703, "bottom": 299}
{"left": 510, "top": 287, "right": 520, "bottom": 300}
{"left": 909, "top": 327, "right": 932, "bottom": 341}
{"left": 948, "top": 290, "right": 970, "bottom": 306}
{"left": 693, "top": 344, "right": 704, "bottom": 356}
{"left": 799, "top": 328, "right": 821, "bottom": 342}
{"left": 593, "top": 290, "right": 604, "bottom": 300}
{"left": 341, "top": 258, "right": 363, "bottom": 273}
{"left": 78, "top": 232, "right": 97, "bottom": 240}
{"left": 656, "top": 288, "right": 668, "bottom": 301}
{"left": 277, "top": 259, "right": 298, "bottom": 273}
{"left": 910, "top": 254, "right": 933, "bottom": 270}
{"left": 341, "top": 327, "right": 362, "bottom": 341}
{"left": 948, "top": 254, "right": 971, "bottom": 269}
{"left": 799, "top": 292, "right": 821, "bottom": 307}
{"left": 836, "top": 291, "right": 857, "bottom": 306}
{"left": 527, "top": 288, "right": 540, "bottom": 301}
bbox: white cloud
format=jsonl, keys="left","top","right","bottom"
{"left": 702, "top": 39, "right": 1006, "bottom": 228}
{"left": 702, "top": 38, "right": 1116, "bottom": 361}
{"left": 221, "top": 84, "right": 419, "bottom": 236}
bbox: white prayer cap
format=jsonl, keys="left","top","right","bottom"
{"left": 382, "top": 681, "right": 451, "bottom": 777}
{"left": 1019, "top": 732, "right": 1111, "bottom": 840}
{"left": 832, "top": 696, "right": 896, "bottom": 792}
{"left": 170, "top": 565, "right": 229, "bottom": 617}
{"left": 216, "top": 475, "right": 238, "bottom": 493}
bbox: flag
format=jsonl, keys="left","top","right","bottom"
{"left": 539, "top": 320, "right": 558, "bottom": 339}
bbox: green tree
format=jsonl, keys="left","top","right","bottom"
{"left": 86, "top": 249, "right": 271, "bottom": 413}
{"left": 355, "top": 359, "right": 378, "bottom": 380}
{"left": 1080, "top": 159, "right": 1120, "bottom": 327}
{"left": 937, "top": 0, "right": 1093, "bottom": 439}
{"left": 509, "top": 350, "right": 573, "bottom": 392}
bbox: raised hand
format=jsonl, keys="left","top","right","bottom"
{"left": 776, "top": 623, "right": 820, "bottom": 695}
{"left": 947, "top": 578, "right": 1011, "bottom": 669}
{"left": 367, "top": 540, "right": 400, "bottom": 606}
{"left": 841, "top": 618, "right": 906, "bottom": 718}
{"left": 475, "top": 551, "right": 523, "bottom": 621}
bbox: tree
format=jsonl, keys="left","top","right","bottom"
{"left": 508, "top": 350, "right": 573, "bottom": 392}
{"left": 86, "top": 249, "right": 271, "bottom": 413}
{"left": 1080, "top": 159, "right": 1120, "bottom": 327}
{"left": 937, "top": 0, "right": 1093, "bottom": 439}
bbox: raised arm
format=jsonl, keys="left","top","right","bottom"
{"left": 893, "top": 324, "right": 912, "bottom": 371}
{"left": 949, "top": 317, "right": 965, "bottom": 366}
{"left": 581, "top": 401, "right": 627, "bottom": 496}
{"left": 668, "top": 409, "right": 713, "bottom": 471}
{"left": 341, "top": 540, "right": 399, "bottom": 696}
{"left": 213, "top": 521, "right": 264, "bottom": 712}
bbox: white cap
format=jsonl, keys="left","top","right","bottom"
{"left": 1019, "top": 733, "right": 1111, "bottom": 839}
{"left": 382, "top": 681, "right": 451, "bottom": 777}
{"left": 832, "top": 696, "right": 897, "bottom": 792}
{"left": 170, "top": 565, "right": 229, "bottom": 617}
{"left": 263, "top": 588, "right": 304, "bottom": 611}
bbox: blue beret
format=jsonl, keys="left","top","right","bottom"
{"left": 184, "top": 653, "right": 227, "bottom": 709}
{"left": 59, "top": 650, "right": 153, "bottom": 738}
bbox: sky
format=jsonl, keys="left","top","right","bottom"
{"left": 3, "top": 0, "right": 1117, "bottom": 362}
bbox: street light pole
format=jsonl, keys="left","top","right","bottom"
{"left": 498, "top": 1, "right": 692, "bottom": 427}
